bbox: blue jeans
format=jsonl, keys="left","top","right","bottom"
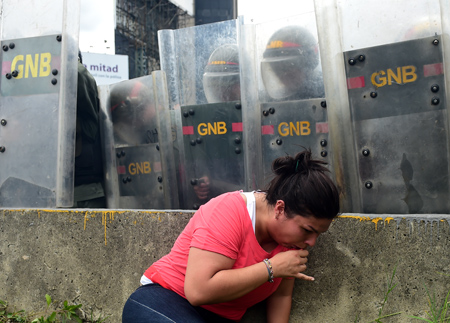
{"left": 122, "top": 284, "right": 234, "bottom": 323}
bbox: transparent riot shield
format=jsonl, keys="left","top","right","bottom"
{"left": 159, "top": 19, "right": 245, "bottom": 210}
{"left": 99, "top": 72, "right": 179, "bottom": 209}
{"left": 239, "top": 10, "right": 331, "bottom": 189}
{"left": 0, "top": 0, "right": 79, "bottom": 207}
{"left": 316, "top": 0, "right": 450, "bottom": 213}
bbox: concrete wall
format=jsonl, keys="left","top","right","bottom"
{"left": 1, "top": 209, "right": 449, "bottom": 322}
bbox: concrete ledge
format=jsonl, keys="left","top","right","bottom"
{"left": 1, "top": 209, "right": 449, "bottom": 322}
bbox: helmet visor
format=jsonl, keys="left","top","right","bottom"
{"left": 203, "top": 72, "right": 240, "bottom": 103}
{"left": 261, "top": 55, "right": 319, "bottom": 100}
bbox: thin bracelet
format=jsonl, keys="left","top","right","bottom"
{"left": 263, "top": 258, "right": 274, "bottom": 283}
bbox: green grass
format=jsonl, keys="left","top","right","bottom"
{"left": 408, "top": 274, "right": 450, "bottom": 323}
{"left": 0, "top": 295, "right": 109, "bottom": 323}
{"left": 354, "top": 264, "right": 402, "bottom": 323}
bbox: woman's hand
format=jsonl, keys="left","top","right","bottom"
{"left": 269, "top": 249, "right": 314, "bottom": 281}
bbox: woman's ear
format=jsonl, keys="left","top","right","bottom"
{"left": 274, "top": 200, "right": 285, "bottom": 218}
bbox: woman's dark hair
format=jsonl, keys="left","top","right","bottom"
{"left": 264, "top": 149, "right": 340, "bottom": 219}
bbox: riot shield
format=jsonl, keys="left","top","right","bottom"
{"left": 315, "top": 0, "right": 450, "bottom": 213}
{"left": 239, "top": 11, "right": 331, "bottom": 189}
{"left": 159, "top": 19, "right": 245, "bottom": 209}
{"left": 99, "top": 72, "right": 179, "bottom": 209}
{"left": 0, "top": 0, "right": 79, "bottom": 207}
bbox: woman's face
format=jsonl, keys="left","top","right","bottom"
{"left": 271, "top": 202, "right": 333, "bottom": 249}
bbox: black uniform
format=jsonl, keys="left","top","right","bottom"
{"left": 74, "top": 62, "right": 105, "bottom": 207}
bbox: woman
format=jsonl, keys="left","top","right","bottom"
{"left": 122, "top": 149, "right": 340, "bottom": 322}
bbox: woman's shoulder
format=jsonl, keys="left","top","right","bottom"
{"left": 208, "top": 190, "right": 247, "bottom": 205}
{"left": 197, "top": 191, "right": 249, "bottom": 221}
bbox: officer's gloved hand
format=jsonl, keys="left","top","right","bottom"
{"left": 193, "top": 176, "right": 210, "bottom": 200}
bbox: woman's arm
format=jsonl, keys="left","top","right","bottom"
{"left": 266, "top": 279, "right": 295, "bottom": 323}
{"left": 184, "top": 247, "right": 269, "bottom": 306}
{"left": 184, "top": 247, "right": 312, "bottom": 306}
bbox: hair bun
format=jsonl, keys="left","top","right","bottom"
{"left": 272, "top": 155, "right": 295, "bottom": 176}
{"left": 294, "top": 149, "right": 312, "bottom": 174}
{"left": 272, "top": 149, "right": 320, "bottom": 176}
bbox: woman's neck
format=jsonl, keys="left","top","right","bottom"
{"left": 254, "top": 192, "right": 278, "bottom": 252}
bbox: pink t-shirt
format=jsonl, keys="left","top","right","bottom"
{"left": 143, "top": 191, "right": 289, "bottom": 321}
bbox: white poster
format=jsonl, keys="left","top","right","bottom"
{"left": 81, "top": 52, "right": 129, "bottom": 85}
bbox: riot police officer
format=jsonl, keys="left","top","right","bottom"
{"left": 203, "top": 44, "right": 241, "bottom": 104}
{"left": 189, "top": 44, "right": 243, "bottom": 204}
{"left": 261, "top": 25, "right": 324, "bottom": 100}
{"left": 110, "top": 79, "right": 158, "bottom": 145}
{"left": 74, "top": 51, "right": 106, "bottom": 208}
